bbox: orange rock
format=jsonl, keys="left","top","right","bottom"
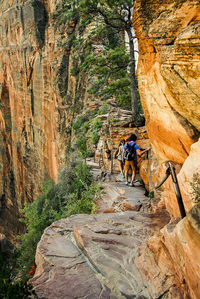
{"left": 121, "top": 202, "right": 142, "bottom": 211}
{"left": 103, "top": 208, "right": 116, "bottom": 213}
{"left": 134, "top": 0, "right": 200, "bottom": 217}
{"left": 73, "top": 226, "right": 85, "bottom": 250}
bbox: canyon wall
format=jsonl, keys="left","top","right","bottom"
{"left": 134, "top": 0, "right": 200, "bottom": 216}
{"left": 134, "top": 1, "right": 200, "bottom": 297}
{"left": 0, "top": 0, "right": 71, "bottom": 240}
{"left": 0, "top": 0, "right": 126, "bottom": 242}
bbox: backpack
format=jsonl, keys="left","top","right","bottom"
{"left": 124, "top": 142, "right": 137, "bottom": 161}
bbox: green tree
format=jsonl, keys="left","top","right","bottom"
{"left": 82, "top": 46, "right": 131, "bottom": 108}
{"left": 79, "top": 0, "right": 141, "bottom": 123}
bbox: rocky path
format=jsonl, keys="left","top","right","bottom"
{"left": 31, "top": 165, "right": 172, "bottom": 299}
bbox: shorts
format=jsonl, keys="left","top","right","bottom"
{"left": 118, "top": 155, "right": 122, "bottom": 161}
{"left": 124, "top": 160, "right": 136, "bottom": 172}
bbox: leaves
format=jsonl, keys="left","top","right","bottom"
{"left": 16, "top": 155, "right": 103, "bottom": 278}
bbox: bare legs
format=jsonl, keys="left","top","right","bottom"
{"left": 118, "top": 160, "right": 124, "bottom": 176}
{"left": 124, "top": 161, "right": 136, "bottom": 185}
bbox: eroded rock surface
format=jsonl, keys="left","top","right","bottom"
{"left": 32, "top": 207, "right": 171, "bottom": 299}
{"left": 0, "top": 0, "right": 69, "bottom": 239}
{"left": 134, "top": 0, "right": 200, "bottom": 215}
{"left": 32, "top": 201, "right": 200, "bottom": 299}
{"left": 133, "top": 3, "right": 200, "bottom": 296}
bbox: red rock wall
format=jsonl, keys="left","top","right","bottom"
{"left": 134, "top": 1, "right": 200, "bottom": 297}
{"left": 134, "top": 0, "right": 200, "bottom": 216}
{"left": 0, "top": 0, "right": 69, "bottom": 239}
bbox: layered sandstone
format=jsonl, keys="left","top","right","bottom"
{"left": 0, "top": 0, "right": 70, "bottom": 240}
{"left": 133, "top": 1, "right": 200, "bottom": 298}
{"left": 134, "top": 0, "right": 200, "bottom": 215}
{"left": 31, "top": 203, "right": 172, "bottom": 299}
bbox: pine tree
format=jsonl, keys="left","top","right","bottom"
{"left": 79, "top": 0, "right": 142, "bottom": 123}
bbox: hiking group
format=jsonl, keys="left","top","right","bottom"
{"left": 115, "top": 134, "right": 148, "bottom": 187}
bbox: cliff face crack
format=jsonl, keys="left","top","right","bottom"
{"left": 31, "top": 0, "right": 48, "bottom": 49}
{"left": 172, "top": 65, "right": 199, "bottom": 99}
{"left": 71, "top": 232, "right": 102, "bottom": 275}
{"left": 162, "top": 88, "right": 200, "bottom": 141}
{"left": 178, "top": 138, "right": 189, "bottom": 156}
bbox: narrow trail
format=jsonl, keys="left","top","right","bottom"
{"left": 87, "top": 158, "right": 149, "bottom": 214}
{"left": 32, "top": 160, "right": 171, "bottom": 299}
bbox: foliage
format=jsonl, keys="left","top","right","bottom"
{"left": 82, "top": 46, "right": 132, "bottom": 109}
{"left": 78, "top": 0, "right": 141, "bottom": 119}
{"left": 92, "top": 118, "right": 102, "bottom": 130}
{"left": 90, "top": 131, "right": 100, "bottom": 145}
{"left": 110, "top": 118, "right": 120, "bottom": 123}
{"left": 82, "top": 121, "right": 89, "bottom": 133}
{"left": 0, "top": 252, "right": 35, "bottom": 298}
{"left": 79, "top": 0, "right": 134, "bottom": 31}
{"left": 148, "top": 191, "right": 154, "bottom": 199}
{"left": 17, "top": 154, "right": 103, "bottom": 278}
{"left": 73, "top": 114, "right": 89, "bottom": 131}
{"left": 97, "top": 104, "right": 109, "bottom": 115}
{"left": 52, "top": 0, "right": 79, "bottom": 27}
{"left": 77, "top": 136, "right": 88, "bottom": 158}
{"left": 190, "top": 173, "right": 200, "bottom": 203}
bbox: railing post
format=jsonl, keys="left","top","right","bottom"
{"left": 168, "top": 162, "right": 186, "bottom": 218}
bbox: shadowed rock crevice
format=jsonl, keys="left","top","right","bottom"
{"left": 57, "top": 54, "right": 69, "bottom": 98}
{"left": 31, "top": 0, "right": 48, "bottom": 49}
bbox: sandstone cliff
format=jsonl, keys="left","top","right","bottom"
{"left": 134, "top": 0, "right": 200, "bottom": 216}
{"left": 0, "top": 0, "right": 70, "bottom": 240}
{"left": 0, "top": 0, "right": 147, "bottom": 241}
{"left": 133, "top": 0, "right": 200, "bottom": 297}
{"left": 1, "top": 0, "right": 200, "bottom": 298}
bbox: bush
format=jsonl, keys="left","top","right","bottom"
{"left": 77, "top": 136, "right": 87, "bottom": 158}
{"left": 82, "top": 121, "right": 89, "bottom": 133}
{"left": 16, "top": 154, "right": 103, "bottom": 278}
{"left": 0, "top": 252, "right": 36, "bottom": 298}
{"left": 73, "top": 115, "right": 89, "bottom": 131}
{"left": 97, "top": 104, "right": 109, "bottom": 115}
{"left": 90, "top": 131, "right": 100, "bottom": 145}
{"left": 92, "top": 118, "right": 102, "bottom": 130}
{"left": 148, "top": 191, "right": 154, "bottom": 199}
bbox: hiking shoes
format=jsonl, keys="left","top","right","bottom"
{"left": 125, "top": 182, "right": 129, "bottom": 186}
{"left": 129, "top": 183, "right": 135, "bottom": 187}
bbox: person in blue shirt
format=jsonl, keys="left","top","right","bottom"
{"left": 123, "top": 134, "right": 148, "bottom": 187}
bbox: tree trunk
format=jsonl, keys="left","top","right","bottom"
{"left": 126, "top": 28, "right": 140, "bottom": 123}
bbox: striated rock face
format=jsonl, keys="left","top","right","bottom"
{"left": 133, "top": 0, "right": 200, "bottom": 215}
{"left": 133, "top": 1, "right": 200, "bottom": 298}
{"left": 31, "top": 208, "right": 172, "bottom": 299}
{"left": 0, "top": 0, "right": 70, "bottom": 239}
{"left": 136, "top": 204, "right": 200, "bottom": 299}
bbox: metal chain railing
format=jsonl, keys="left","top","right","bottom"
{"left": 147, "top": 149, "right": 186, "bottom": 218}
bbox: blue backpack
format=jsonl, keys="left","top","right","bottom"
{"left": 124, "top": 142, "right": 137, "bottom": 161}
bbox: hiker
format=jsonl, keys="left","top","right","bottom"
{"left": 123, "top": 134, "right": 148, "bottom": 187}
{"left": 115, "top": 139, "right": 125, "bottom": 178}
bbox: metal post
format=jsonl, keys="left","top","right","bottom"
{"left": 168, "top": 162, "right": 186, "bottom": 218}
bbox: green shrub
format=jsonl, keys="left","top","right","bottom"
{"left": 73, "top": 115, "right": 89, "bottom": 131}
{"left": 77, "top": 136, "right": 87, "bottom": 158}
{"left": 90, "top": 131, "right": 100, "bottom": 145}
{"left": 82, "top": 121, "right": 89, "bottom": 133}
{"left": 17, "top": 154, "right": 103, "bottom": 278}
{"left": 148, "top": 191, "right": 154, "bottom": 199}
{"left": 0, "top": 252, "right": 35, "bottom": 298}
{"left": 97, "top": 104, "right": 109, "bottom": 115}
{"left": 110, "top": 118, "right": 119, "bottom": 123}
{"left": 92, "top": 118, "right": 102, "bottom": 130}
